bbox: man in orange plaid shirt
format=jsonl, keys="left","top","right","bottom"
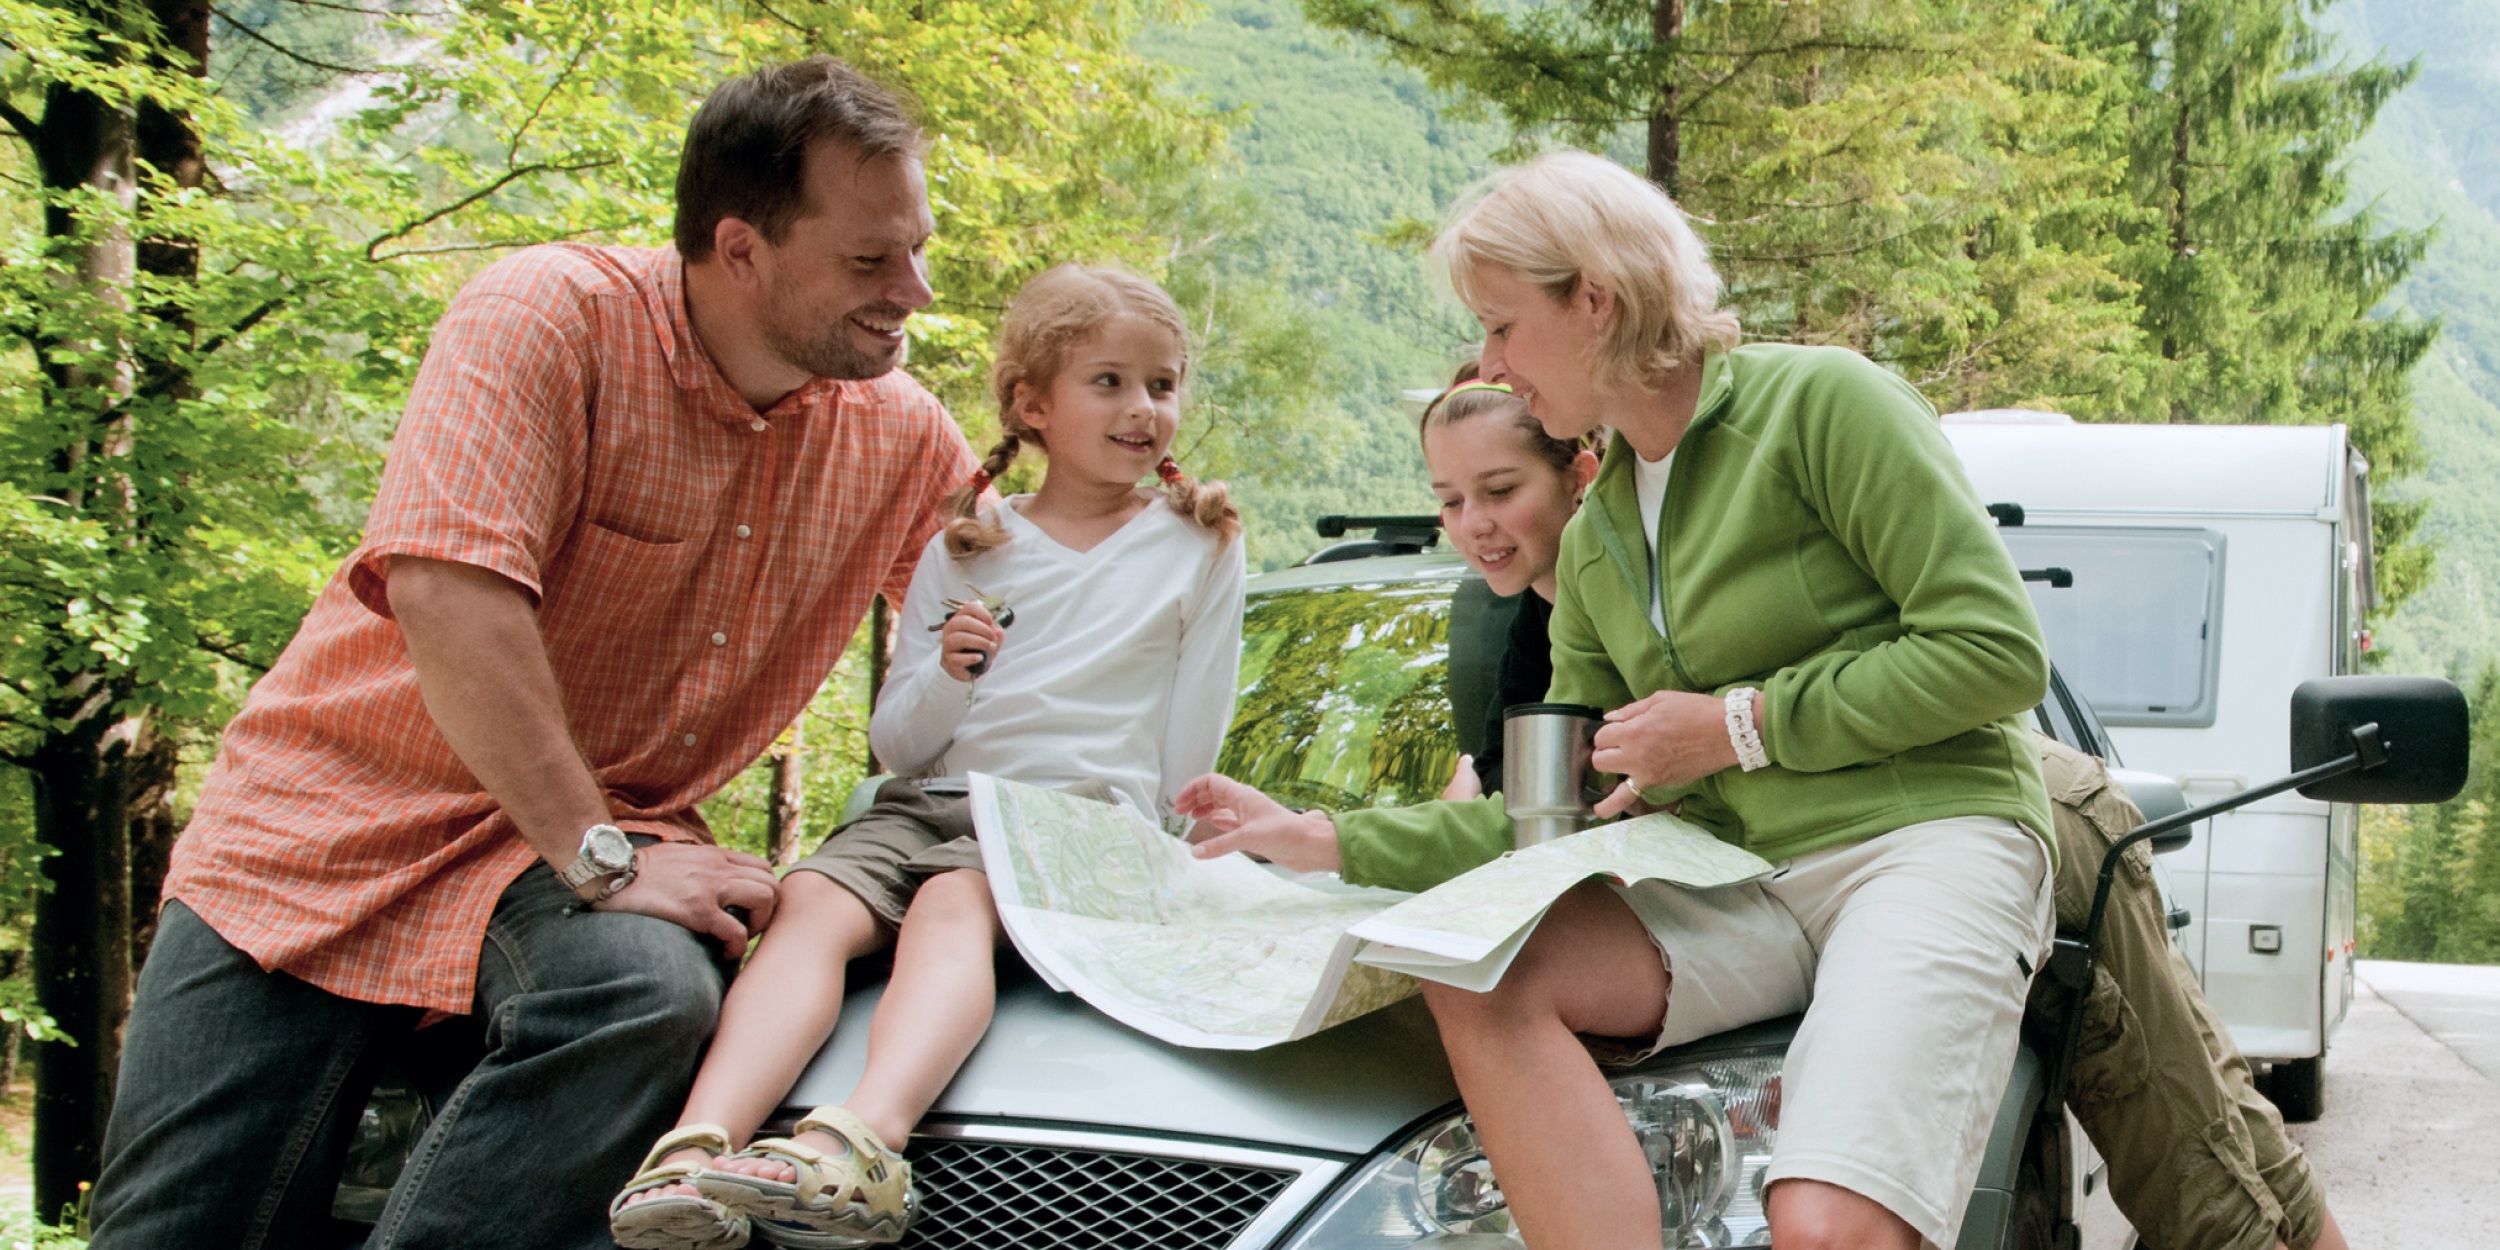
{"left": 89, "top": 58, "right": 978, "bottom": 1250}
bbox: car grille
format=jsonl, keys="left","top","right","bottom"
{"left": 899, "top": 1137, "right": 1296, "bottom": 1250}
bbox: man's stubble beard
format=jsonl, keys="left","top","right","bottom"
{"left": 763, "top": 284, "right": 910, "bottom": 382}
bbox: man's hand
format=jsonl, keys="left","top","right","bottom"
{"left": 1442, "top": 753, "right": 1483, "bottom": 802}
{"left": 596, "top": 842, "right": 781, "bottom": 956}
{"left": 1176, "top": 774, "right": 1342, "bottom": 873}
{"left": 938, "top": 601, "right": 1005, "bottom": 682}
{"left": 1590, "top": 690, "right": 1743, "bottom": 817}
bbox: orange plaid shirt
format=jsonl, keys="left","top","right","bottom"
{"left": 166, "top": 245, "right": 976, "bottom": 1012}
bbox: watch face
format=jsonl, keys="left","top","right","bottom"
{"left": 585, "top": 826, "right": 634, "bottom": 872}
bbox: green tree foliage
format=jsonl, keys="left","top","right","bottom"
{"left": 1, "top": 0, "right": 1316, "bottom": 1207}
{"left": 1219, "top": 579, "right": 1459, "bottom": 810}
{"left": 2075, "top": 0, "right": 2438, "bottom": 607}
{"left": 2361, "top": 663, "right": 2500, "bottom": 962}
{"left": 1143, "top": 0, "right": 1511, "bottom": 568}
{"left": 1299, "top": 0, "right": 2154, "bottom": 416}
{"left": 1302, "top": 0, "right": 2438, "bottom": 609}
{"left": 2319, "top": 0, "right": 2500, "bottom": 677}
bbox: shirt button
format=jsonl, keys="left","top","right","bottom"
{"left": 749, "top": 417, "right": 768, "bottom": 433}
{"left": 735, "top": 524, "right": 752, "bottom": 539}
{"left": 682, "top": 733, "right": 698, "bottom": 747}
{"left": 710, "top": 632, "right": 728, "bottom": 647}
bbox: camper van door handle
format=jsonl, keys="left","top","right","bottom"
{"left": 2178, "top": 772, "right": 2247, "bottom": 802}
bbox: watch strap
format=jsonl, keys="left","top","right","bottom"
{"left": 586, "top": 863, "right": 638, "bottom": 906}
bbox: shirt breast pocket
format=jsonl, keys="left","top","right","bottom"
{"left": 541, "top": 520, "right": 703, "bottom": 642}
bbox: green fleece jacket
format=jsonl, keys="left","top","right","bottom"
{"left": 1337, "top": 344, "right": 2054, "bottom": 893}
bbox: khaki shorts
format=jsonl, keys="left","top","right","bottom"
{"left": 1611, "top": 816, "right": 2051, "bottom": 1250}
{"left": 786, "top": 777, "right": 1117, "bottom": 931}
{"left": 1594, "top": 879, "right": 1814, "bottom": 1062}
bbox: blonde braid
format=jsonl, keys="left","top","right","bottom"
{"left": 1156, "top": 455, "right": 1240, "bottom": 543}
{"left": 943, "top": 431, "right": 1023, "bottom": 556}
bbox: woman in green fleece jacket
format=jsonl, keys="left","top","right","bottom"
{"left": 1178, "top": 152, "right": 2057, "bottom": 1250}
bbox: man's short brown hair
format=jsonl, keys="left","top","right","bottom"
{"left": 674, "top": 57, "right": 924, "bottom": 262}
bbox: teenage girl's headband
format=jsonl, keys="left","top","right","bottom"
{"left": 1423, "top": 378, "right": 1517, "bottom": 425}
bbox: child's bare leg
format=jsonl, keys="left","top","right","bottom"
{"left": 847, "top": 868, "right": 1004, "bottom": 1144}
{"left": 618, "top": 871, "right": 887, "bottom": 1205}
{"left": 715, "top": 867, "right": 1003, "bottom": 1180}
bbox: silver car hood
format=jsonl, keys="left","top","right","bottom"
{"left": 782, "top": 958, "right": 1461, "bottom": 1157}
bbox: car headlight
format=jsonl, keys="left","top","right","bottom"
{"left": 1280, "top": 1051, "right": 1783, "bottom": 1249}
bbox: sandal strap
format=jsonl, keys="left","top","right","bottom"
{"left": 794, "top": 1105, "right": 897, "bottom": 1168}
{"left": 615, "top": 1156, "right": 709, "bottom": 1202}
{"left": 738, "top": 1134, "right": 847, "bottom": 1208}
{"left": 637, "top": 1121, "right": 735, "bottom": 1175}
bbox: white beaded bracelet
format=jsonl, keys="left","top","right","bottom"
{"left": 1725, "top": 688, "right": 1770, "bottom": 772}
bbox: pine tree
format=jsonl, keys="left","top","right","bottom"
{"left": 1301, "top": 0, "right": 2156, "bottom": 414}
{"left": 2072, "top": 0, "right": 2436, "bottom": 605}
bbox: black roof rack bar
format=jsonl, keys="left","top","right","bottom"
{"left": 1315, "top": 514, "right": 1445, "bottom": 539}
{"left": 2022, "top": 567, "right": 2073, "bottom": 588}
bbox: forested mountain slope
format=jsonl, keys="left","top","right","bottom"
{"left": 1143, "top": 0, "right": 1506, "bottom": 565}
{"left": 2327, "top": 0, "right": 2500, "bottom": 675}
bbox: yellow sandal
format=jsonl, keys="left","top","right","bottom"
{"left": 694, "top": 1106, "right": 914, "bottom": 1249}
{"left": 609, "top": 1123, "right": 750, "bottom": 1250}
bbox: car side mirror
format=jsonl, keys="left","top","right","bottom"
{"left": 2289, "top": 676, "right": 2469, "bottom": 804}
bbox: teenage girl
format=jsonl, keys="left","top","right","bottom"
{"left": 610, "top": 263, "right": 1246, "bottom": 1250}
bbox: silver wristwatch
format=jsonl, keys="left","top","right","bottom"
{"left": 557, "top": 823, "right": 636, "bottom": 899}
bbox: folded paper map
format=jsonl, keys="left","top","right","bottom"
{"left": 972, "top": 774, "right": 1777, "bottom": 1050}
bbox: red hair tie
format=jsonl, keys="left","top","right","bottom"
{"left": 969, "top": 468, "right": 993, "bottom": 495}
{"left": 1156, "top": 455, "right": 1184, "bottom": 484}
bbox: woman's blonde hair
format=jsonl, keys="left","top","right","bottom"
{"left": 1431, "top": 151, "right": 1740, "bottom": 392}
{"left": 944, "top": 264, "right": 1239, "bottom": 556}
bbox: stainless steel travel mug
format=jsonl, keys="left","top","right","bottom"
{"left": 1503, "top": 702, "right": 1605, "bottom": 849}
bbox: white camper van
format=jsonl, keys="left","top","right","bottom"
{"left": 1943, "top": 414, "right": 2373, "bottom": 1120}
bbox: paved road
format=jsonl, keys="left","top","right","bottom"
{"left": 2285, "top": 960, "right": 2500, "bottom": 1247}
{"left": 2360, "top": 960, "right": 2500, "bottom": 1083}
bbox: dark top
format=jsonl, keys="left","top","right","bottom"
{"left": 1472, "top": 591, "right": 1556, "bottom": 794}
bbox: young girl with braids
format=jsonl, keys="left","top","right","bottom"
{"left": 610, "top": 263, "right": 1246, "bottom": 1250}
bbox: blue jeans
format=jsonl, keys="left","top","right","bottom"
{"left": 90, "top": 863, "right": 727, "bottom": 1250}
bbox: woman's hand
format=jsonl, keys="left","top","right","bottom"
{"left": 938, "top": 601, "right": 1005, "bottom": 682}
{"left": 1442, "top": 753, "right": 1483, "bottom": 802}
{"left": 1176, "top": 774, "right": 1343, "bottom": 873}
{"left": 1589, "top": 690, "right": 1752, "bottom": 816}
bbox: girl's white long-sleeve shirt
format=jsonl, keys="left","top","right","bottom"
{"left": 869, "top": 493, "right": 1248, "bottom": 821}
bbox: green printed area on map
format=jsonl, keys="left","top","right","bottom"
{"left": 971, "top": 775, "right": 1775, "bottom": 1049}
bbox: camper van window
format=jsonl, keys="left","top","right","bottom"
{"left": 2000, "top": 527, "right": 2227, "bottom": 728}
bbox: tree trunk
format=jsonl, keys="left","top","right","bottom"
{"left": 27, "top": 704, "right": 144, "bottom": 1221}
{"left": 27, "top": 56, "right": 139, "bottom": 1213}
{"left": 767, "top": 718, "right": 808, "bottom": 866}
{"left": 1646, "top": 0, "right": 1686, "bottom": 199}
{"left": 0, "top": 948, "right": 22, "bottom": 1094}
{"left": 122, "top": 730, "right": 182, "bottom": 972}
{"left": 138, "top": 0, "right": 211, "bottom": 340}
{"left": 127, "top": 0, "right": 213, "bottom": 974}
{"left": 14, "top": 0, "right": 215, "bottom": 1215}
{"left": 868, "top": 597, "right": 892, "bottom": 773}
{"left": 2162, "top": 97, "right": 2193, "bottom": 370}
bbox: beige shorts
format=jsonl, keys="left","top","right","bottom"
{"left": 1597, "top": 878, "right": 1815, "bottom": 1061}
{"left": 1608, "top": 815, "right": 2052, "bottom": 1250}
{"left": 787, "top": 777, "right": 1116, "bottom": 930}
